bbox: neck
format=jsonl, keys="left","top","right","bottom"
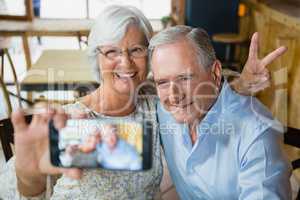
{"left": 191, "top": 80, "right": 222, "bottom": 126}
{"left": 188, "top": 121, "right": 198, "bottom": 146}
{"left": 85, "top": 85, "right": 136, "bottom": 116}
{"left": 187, "top": 83, "right": 222, "bottom": 145}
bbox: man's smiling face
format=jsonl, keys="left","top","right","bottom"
{"left": 151, "top": 38, "right": 219, "bottom": 124}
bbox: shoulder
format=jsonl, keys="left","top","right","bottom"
{"left": 221, "top": 81, "right": 280, "bottom": 130}
{"left": 212, "top": 81, "right": 283, "bottom": 146}
{"left": 211, "top": 83, "right": 287, "bottom": 171}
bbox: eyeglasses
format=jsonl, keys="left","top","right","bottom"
{"left": 96, "top": 45, "right": 148, "bottom": 60}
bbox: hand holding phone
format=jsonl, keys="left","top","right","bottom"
{"left": 49, "top": 119, "right": 152, "bottom": 171}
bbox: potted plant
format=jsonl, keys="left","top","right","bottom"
{"left": 161, "top": 15, "right": 173, "bottom": 28}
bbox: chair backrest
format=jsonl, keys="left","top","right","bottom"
{"left": 0, "top": 37, "right": 11, "bottom": 50}
{"left": 284, "top": 127, "right": 300, "bottom": 199}
{"left": 284, "top": 127, "right": 300, "bottom": 149}
{"left": 0, "top": 76, "right": 12, "bottom": 116}
{"left": 0, "top": 115, "right": 32, "bottom": 161}
{"left": 284, "top": 127, "right": 300, "bottom": 169}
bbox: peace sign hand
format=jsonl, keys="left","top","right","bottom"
{"left": 233, "top": 32, "right": 287, "bottom": 95}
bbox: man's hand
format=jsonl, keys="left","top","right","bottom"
{"left": 232, "top": 32, "right": 287, "bottom": 95}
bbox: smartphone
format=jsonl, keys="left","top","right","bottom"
{"left": 49, "top": 119, "right": 152, "bottom": 171}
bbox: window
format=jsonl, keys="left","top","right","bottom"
{"left": 1, "top": 0, "right": 26, "bottom": 16}
{"left": 41, "top": 0, "right": 171, "bottom": 19}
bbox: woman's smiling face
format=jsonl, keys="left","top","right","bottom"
{"left": 97, "top": 25, "right": 148, "bottom": 96}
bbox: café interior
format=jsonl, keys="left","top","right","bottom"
{"left": 0, "top": 0, "right": 300, "bottom": 199}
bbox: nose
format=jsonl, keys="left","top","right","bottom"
{"left": 168, "top": 82, "right": 185, "bottom": 105}
{"left": 118, "top": 51, "right": 133, "bottom": 69}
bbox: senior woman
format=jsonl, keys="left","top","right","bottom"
{"left": 1, "top": 5, "right": 162, "bottom": 200}
{"left": 0, "top": 4, "right": 282, "bottom": 200}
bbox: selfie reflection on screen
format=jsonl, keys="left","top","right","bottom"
{"left": 58, "top": 121, "right": 143, "bottom": 170}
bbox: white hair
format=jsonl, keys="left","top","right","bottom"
{"left": 87, "top": 5, "right": 153, "bottom": 82}
{"left": 149, "top": 25, "right": 216, "bottom": 70}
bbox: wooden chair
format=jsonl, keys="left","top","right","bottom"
{"left": 284, "top": 127, "right": 300, "bottom": 199}
{"left": 0, "top": 115, "right": 32, "bottom": 161}
{"left": 0, "top": 76, "right": 12, "bottom": 116}
{"left": 0, "top": 72, "right": 33, "bottom": 120}
{"left": 0, "top": 37, "right": 23, "bottom": 108}
{"left": 212, "top": 3, "right": 251, "bottom": 72}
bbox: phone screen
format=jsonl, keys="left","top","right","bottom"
{"left": 49, "top": 119, "right": 152, "bottom": 171}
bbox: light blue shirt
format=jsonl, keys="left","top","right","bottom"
{"left": 96, "top": 139, "right": 142, "bottom": 170}
{"left": 157, "top": 81, "right": 292, "bottom": 200}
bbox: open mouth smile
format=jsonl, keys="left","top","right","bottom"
{"left": 115, "top": 72, "right": 137, "bottom": 79}
{"left": 171, "top": 102, "right": 193, "bottom": 109}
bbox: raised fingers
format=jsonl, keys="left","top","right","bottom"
{"left": 248, "top": 32, "right": 259, "bottom": 60}
{"left": 11, "top": 109, "right": 28, "bottom": 133}
{"left": 31, "top": 103, "right": 55, "bottom": 125}
{"left": 53, "top": 107, "right": 68, "bottom": 130}
{"left": 260, "top": 46, "right": 287, "bottom": 67}
{"left": 70, "top": 109, "right": 88, "bottom": 119}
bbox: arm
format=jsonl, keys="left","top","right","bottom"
{"left": 12, "top": 109, "right": 49, "bottom": 197}
{"left": 238, "top": 128, "right": 292, "bottom": 200}
{"left": 229, "top": 32, "right": 287, "bottom": 96}
{"left": 3, "top": 105, "right": 82, "bottom": 198}
{"left": 0, "top": 157, "right": 46, "bottom": 200}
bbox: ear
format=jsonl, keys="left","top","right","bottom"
{"left": 211, "top": 60, "right": 222, "bottom": 88}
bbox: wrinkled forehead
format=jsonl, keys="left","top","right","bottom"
{"left": 103, "top": 25, "right": 148, "bottom": 47}
{"left": 151, "top": 40, "right": 201, "bottom": 77}
{"left": 93, "top": 18, "right": 149, "bottom": 47}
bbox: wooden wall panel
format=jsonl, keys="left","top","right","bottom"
{"left": 245, "top": 1, "right": 300, "bottom": 129}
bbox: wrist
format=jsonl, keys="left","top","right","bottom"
{"left": 16, "top": 171, "right": 46, "bottom": 197}
{"left": 229, "top": 77, "right": 249, "bottom": 96}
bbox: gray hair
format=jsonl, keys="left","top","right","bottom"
{"left": 149, "top": 25, "right": 216, "bottom": 69}
{"left": 87, "top": 5, "right": 153, "bottom": 82}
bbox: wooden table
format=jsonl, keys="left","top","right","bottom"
{"left": 20, "top": 50, "right": 99, "bottom": 93}
{"left": 0, "top": 18, "right": 94, "bottom": 68}
{"left": 0, "top": 18, "right": 163, "bottom": 68}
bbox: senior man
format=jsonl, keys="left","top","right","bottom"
{"left": 149, "top": 25, "right": 291, "bottom": 199}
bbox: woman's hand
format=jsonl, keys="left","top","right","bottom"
{"left": 12, "top": 104, "right": 54, "bottom": 196}
{"left": 231, "top": 32, "right": 287, "bottom": 95}
{"left": 12, "top": 104, "right": 82, "bottom": 197}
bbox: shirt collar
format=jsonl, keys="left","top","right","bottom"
{"left": 197, "top": 80, "right": 233, "bottom": 136}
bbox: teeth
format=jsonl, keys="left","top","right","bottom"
{"left": 115, "top": 72, "right": 136, "bottom": 78}
{"left": 172, "top": 102, "right": 193, "bottom": 109}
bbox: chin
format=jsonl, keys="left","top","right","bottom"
{"left": 171, "top": 112, "right": 190, "bottom": 124}
{"left": 113, "top": 83, "right": 136, "bottom": 96}
{"left": 113, "top": 78, "right": 141, "bottom": 95}
{"left": 173, "top": 117, "right": 186, "bottom": 124}
{"left": 171, "top": 110, "right": 199, "bottom": 124}
{"left": 114, "top": 86, "right": 131, "bottom": 94}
